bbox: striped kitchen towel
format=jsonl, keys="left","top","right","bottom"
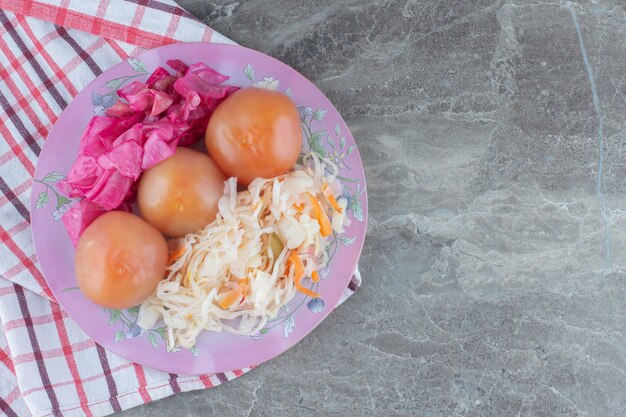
{"left": 0, "top": 1, "right": 361, "bottom": 416}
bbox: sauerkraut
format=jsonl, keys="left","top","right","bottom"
{"left": 137, "top": 153, "right": 348, "bottom": 349}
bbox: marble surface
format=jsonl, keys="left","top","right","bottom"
{"left": 120, "top": 1, "right": 626, "bottom": 415}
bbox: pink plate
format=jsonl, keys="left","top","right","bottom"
{"left": 30, "top": 43, "right": 367, "bottom": 375}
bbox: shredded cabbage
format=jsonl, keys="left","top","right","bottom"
{"left": 137, "top": 153, "right": 347, "bottom": 349}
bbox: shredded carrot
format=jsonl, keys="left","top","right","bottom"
{"left": 167, "top": 246, "right": 186, "bottom": 265}
{"left": 218, "top": 284, "right": 243, "bottom": 309}
{"left": 238, "top": 278, "right": 250, "bottom": 295}
{"left": 238, "top": 279, "right": 250, "bottom": 305}
{"left": 293, "top": 202, "right": 304, "bottom": 212}
{"left": 311, "top": 271, "right": 320, "bottom": 282}
{"left": 322, "top": 182, "right": 343, "bottom": 213}
{"left": 327, "top": 194, "right": 343, "bottom": 213}
{"left": 305, "top": 192, "right": 332, "bottom": 237}
{"left": 185, "top": 314, "right": 193, "bottom": 319}
{"left": 289, "top": 253, "right": 320, "bottom": 298}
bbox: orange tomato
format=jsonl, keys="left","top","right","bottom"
{"left": 138, "top": 147, "right": 226, "bottom": 238}
{"left": 74, "top": 211, "right": 168, "bottom": 309}
{"left": 205, "top": 87, "right": 302, "bottom": 185}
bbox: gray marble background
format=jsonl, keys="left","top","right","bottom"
{"left": 120, "top": 1, "right": 626, "bottom": 416}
